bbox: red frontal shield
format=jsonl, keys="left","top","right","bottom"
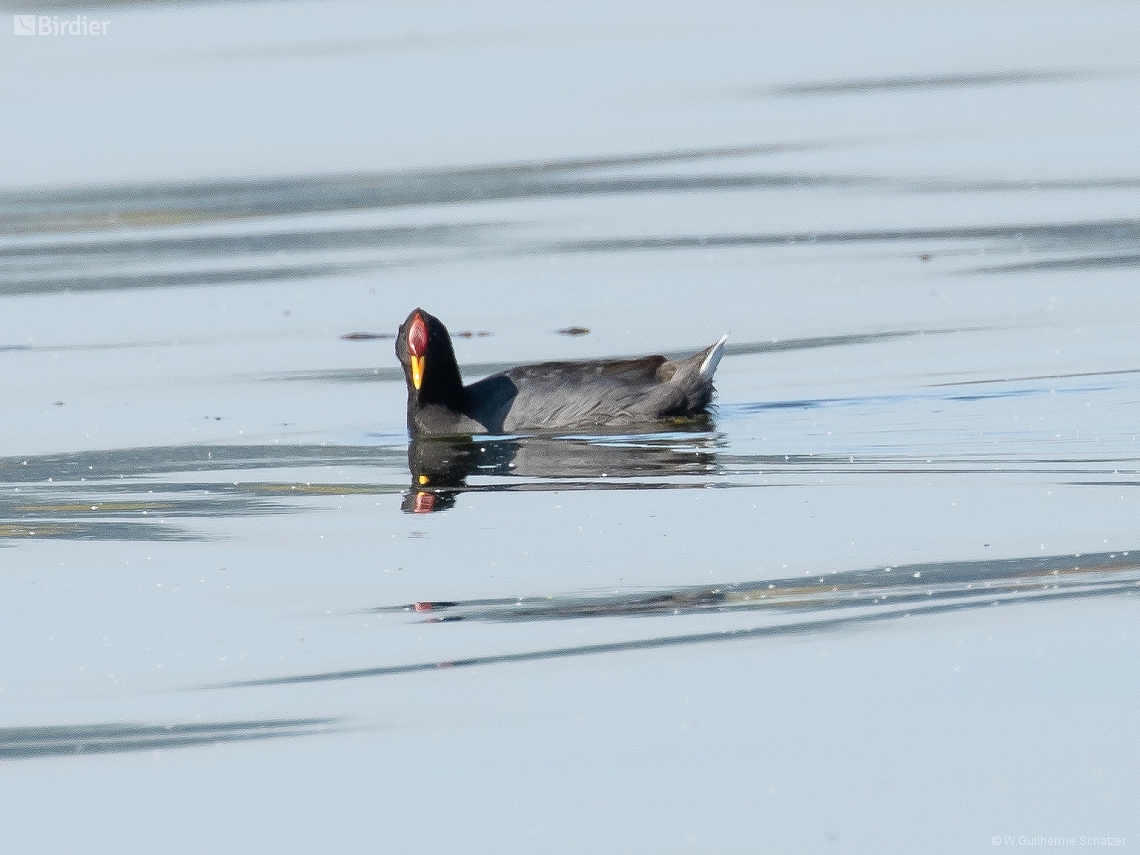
{"left": 408, "top": 313, "right": 428, "bottom": 357}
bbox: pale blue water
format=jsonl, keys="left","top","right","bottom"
{"left": 1, "top": 2, "right": 1139, "bottom": 852}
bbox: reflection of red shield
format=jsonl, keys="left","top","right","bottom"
{"left": 412, "top": 491, "right": 436, "bottom": 513}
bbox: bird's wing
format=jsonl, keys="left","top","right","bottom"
{"left": 498, "top": 357, "right": 676, "bottom": 431}
{"left": 508, "top": 356, "right": 666, "bottom": 384}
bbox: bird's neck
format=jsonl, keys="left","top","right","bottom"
{"left": 416, "top": 351, "right": 466, "bottom": 410}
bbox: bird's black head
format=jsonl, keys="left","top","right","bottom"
{"left": 396, "top": 308, "right": 466, "bottom": 407}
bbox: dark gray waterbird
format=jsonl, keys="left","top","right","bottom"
{"left": 396, "top": 309, "right": 728, "bottom": 436}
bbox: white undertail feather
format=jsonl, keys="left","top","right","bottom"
{"left": 699, "top": 334, "right": 730, "bottom": 379}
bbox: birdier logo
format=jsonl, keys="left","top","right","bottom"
{"left": 13, "top": 13, "right": 110, "bottom": 36}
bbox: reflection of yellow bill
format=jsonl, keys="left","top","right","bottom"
{"left": 410, "top": 354, "right": 425, "bottom": 390}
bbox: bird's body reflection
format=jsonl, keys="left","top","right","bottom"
{"left": 402, "top": 420, "right": 721, "bottom": 513}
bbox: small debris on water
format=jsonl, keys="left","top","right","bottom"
{"left": 452, "top": 330, "right": 492, "bottom": 338}
{"left": 557, "top": 326, "right": 591, "bottom": 336}
{"left": 340, "top": 332, "right": 394, "bottom": 341}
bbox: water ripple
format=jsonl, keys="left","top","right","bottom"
{"left": 0, "top": 718, "right": 340, "bottom": 760}
{"left": 215, "top": 549, "right": 1139, "bottom": 690}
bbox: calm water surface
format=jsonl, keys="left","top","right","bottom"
{"left": 1, "top": 2, "right": 1139, "bottom": 852}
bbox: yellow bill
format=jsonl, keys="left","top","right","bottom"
{"left": 411, "top": 354, "right": 425, "bottom": 390}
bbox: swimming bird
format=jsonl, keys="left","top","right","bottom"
{"left": 396, "top": 308, "right": 728, "bottom": 436}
